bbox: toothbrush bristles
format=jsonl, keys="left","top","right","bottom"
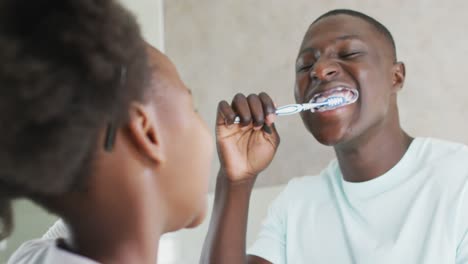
{"left": 327, "top": 97, "right": 345, "bottom": 106}
{"left": 311, "top": 96, "right": 347, "bottom": 111}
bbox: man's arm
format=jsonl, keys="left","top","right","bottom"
{"left": 200, "top": 93, "right": 279, "bottom": 264}
{"left": 200, "top": 171, "right": 271, "bottom": 264}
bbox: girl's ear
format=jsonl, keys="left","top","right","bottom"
{"left": 127, "top": 103, "right": 165, "bottom": 164}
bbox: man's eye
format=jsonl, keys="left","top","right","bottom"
{"left": 341, "top": 52, "right": 361, "bottom": 59}
{"left": 296, "top": 64, "right": 314, "bottom": 73}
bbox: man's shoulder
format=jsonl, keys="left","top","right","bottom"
{"left": 417, "top": 137, "right": 468, "bottom": 188}
{"left": 418, "top": 137, "right": 468, "bottom": 171}
{"left": 420, "top": 137, "right": 468, "bottom": 159}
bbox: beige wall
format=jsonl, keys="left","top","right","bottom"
{"left": 165, "top": 0, "right": 468, "bottom": 189}
{"left": 122, "top": 0, "right": 165, "bottom": 50}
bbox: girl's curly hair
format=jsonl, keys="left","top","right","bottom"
{"left": 0, "top": 0, "right": 148, "bottom": 240}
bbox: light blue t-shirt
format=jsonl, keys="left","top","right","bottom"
{"left": 248, "top": 138, "right": 468, "bottom": 264}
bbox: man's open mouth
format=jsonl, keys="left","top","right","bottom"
{"left": 309, "top": 87, "right": 359, "bottom": 112}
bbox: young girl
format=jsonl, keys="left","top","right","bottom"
{"left": 1, "top": 0, "right": 213, "bottom": 263}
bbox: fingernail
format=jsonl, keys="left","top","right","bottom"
{"left": 263, "top": 124, "right": 272, "bottom": 134}
{"left": 266, "top": 114, "right": 276, "bottom": 125}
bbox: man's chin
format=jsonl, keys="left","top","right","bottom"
{"left": 312, "top": 130, "right": 348, "bottom": 147}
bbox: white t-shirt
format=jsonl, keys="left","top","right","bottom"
{"left": 248, "top": 138, "right": 468, "bottom": 264}
{"left": 8, "top": 219, "right": 78, "bottom": 264}
{"left": 41, "top": 219, "right": 70, "bottom": 240}
{"left": 7, "top": 238, "right": 98, "bottom": 264}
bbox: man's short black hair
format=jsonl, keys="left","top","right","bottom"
{"left": 0, "top": 0, "right": 148, "bottom": 239}
{"left": 313, "top": 9, "right": 397, "bottom": 61}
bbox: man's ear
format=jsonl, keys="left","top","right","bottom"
{"left": 127, "top": 103, "right": 165, "bottom": 164}
{"left": 392, "top": 62, "right": 406, "bottom": 92}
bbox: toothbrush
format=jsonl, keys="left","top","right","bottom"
{"left": 233, "top": 96, "right": 348, "bottom": 124}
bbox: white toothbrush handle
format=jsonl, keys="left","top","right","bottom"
{"left": 233, "top": 104, "right": 309, "bottom": 124}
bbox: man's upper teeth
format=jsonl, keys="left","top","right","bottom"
{"left": 313, "top": 88, "right": 351, "bottom": 102}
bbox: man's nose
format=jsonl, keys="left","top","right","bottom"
{"left": 310, "top": 59, "right": 340, "bottom": 81}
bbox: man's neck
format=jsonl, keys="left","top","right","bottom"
{"left": 334, "top": 116, "right": 413, "bottom": 183}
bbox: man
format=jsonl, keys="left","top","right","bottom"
{"left": 201, "top": 9, "right": 468, "bottom": 264}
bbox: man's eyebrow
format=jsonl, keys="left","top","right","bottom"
{"left": 298, "top": 34, "right": 363, "bottom": 57}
